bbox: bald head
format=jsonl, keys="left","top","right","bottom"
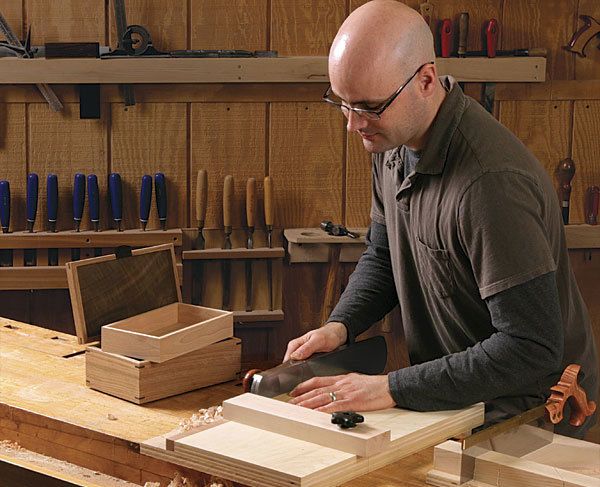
{"left": 329, "top": 0, "right": 435, "bottom": 94}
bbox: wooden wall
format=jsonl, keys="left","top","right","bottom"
{"left": 0, "top": 1, "right": 599, "bottom": 380}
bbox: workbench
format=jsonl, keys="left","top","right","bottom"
{"left": 0, "top": 317, "right": 434, "bottom": 486}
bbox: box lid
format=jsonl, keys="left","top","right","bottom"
{"left": 66, "top": 243, "right": 181, "bottom": 344}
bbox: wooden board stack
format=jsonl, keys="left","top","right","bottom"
{"left": 141, "top": 393, "right": 485, "bottom": 486}
{"left": 66, "top": 243, "right": 241, "bottom": 404}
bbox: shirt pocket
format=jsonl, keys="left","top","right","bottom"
{"left": 415, "top": 236, "right": 456, "bottom": 298}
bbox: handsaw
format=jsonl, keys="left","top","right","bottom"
{"left": 242, "top": 335, "right": 387, "bottom": 398}
{"left": 461, "top": 364, "right": 597, "bottom": 450}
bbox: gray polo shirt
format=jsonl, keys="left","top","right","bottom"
{"left": 330, "top": 79, "right": 598, "bottom": 434}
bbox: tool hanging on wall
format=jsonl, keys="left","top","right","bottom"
{"left": 264, "top": 176, "right": 274, "bottom": 311}
{"left": 71, "top": 173, "right": 86, "bottom": 260}
{"left": 320, "top": 221, "right": 359, "bottom": 238}
{"left": 484, "top": 18, "right": 499, "bottom": 57}
{"left": 139, "top": 174, "right": 152, "bottom": 231}
{"left": 564, "top": 15, "right": 600, "bottom": 57}
{"left": 155, "top": 172, "right": 167, "bottom": 231}
{"left": 192, "top": 169, "right": 208, "bottom": 305}
{"left": 88, "top": 174, "right": 102, "bottom": 257}
{"left": 457, "top": 13, "right": 469, "bottom": 58}
{"left": 24, "top": 173, "right": 38, "bottom": 266}
{"left": 0, "top": 180, "right": 12, "bottom": 267}
{"left": 47, "top": 174, "right": 59, "bottom": 265}
{"left": 109, "top": 173, "right": 123, "bottom": 231}
{"left": 221, "top": 175, "right": 234, "bottom": 311}
{"left": 585, "top": 186, "right": 599, "bottom": 226}
{"left": 112, "top": 0, "right": 135, "bottom": 107}
{"left": 557, "top": 158, "right": 576, "bottom": 225}
{"left": 245, "top": 178, "right": 256, "bottom": 312}
{"left": 440, "top": 19, "right": 453, "bottom": 58}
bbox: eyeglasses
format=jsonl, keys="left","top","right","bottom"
{"left": 322, "top": 62, "right": 434, "bottom": 120}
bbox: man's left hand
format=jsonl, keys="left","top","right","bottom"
{"left": 288, "top": 373, "right": 396, "bottom": 413}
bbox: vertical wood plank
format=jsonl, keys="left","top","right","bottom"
{"left": 574, "top": 0, "right": 600, "bottom": 80}
{"left": 28, "top": 103, "right": 108, "bottom": 232}
{"left": 0, "top": 0, "right": 22, "bottom": 40}
{"left": 572, "top": 101, "right": 600, "bottom": 224}
{"left": 108, "top": 0, "right": 187, "bottom": 51}
{"left": 0, "top": 104, "right": 26, "bottom": 232}
{"left": 111, "top": 103, "right": 187, "bottom": 230}
{"left": 25, "top": 0, "right": 105, "bottom": 43}
{"left": 498, "top": 100, "right": 572, "bottom": 212}
{"left": 271, "top": 0, "right": 346, "bottom": 55}
{"left": 345, "top": 131, "right": 371, "bottom": 227}
{"left": 269, "top": 102, "right": 344, "bottom": 227}
{"left": 502, "top": 0, "right": 576, "bottom": 80}
{"left": 191, "top": 0, "right": 267, "bottom": 50}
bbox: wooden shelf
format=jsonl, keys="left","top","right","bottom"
{"left": 565, "top": 224, "right": 600, "bottom": 249}
{"left": 0, "top": 56, "right": 546, "bottom": 84}
{"left": 183, "top": 247, "right": 285, "bottom": 260}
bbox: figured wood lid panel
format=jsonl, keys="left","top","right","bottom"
{"left": 70, "top": 246, "right": 179, "bottom": 342}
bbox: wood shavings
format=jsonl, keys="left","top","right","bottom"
{"left": 143, "top": 483, "right": 160, "bottom": 487}
{"left": 107, "top": 413, "right": 118, "bottom": 421}
{"left": 177, "top": 405, "right": 223, "bottom": 432}
{"left": 0, "top": 440, "right": 24, "bottom": 452}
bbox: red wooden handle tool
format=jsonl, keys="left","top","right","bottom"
{"left": 440, "top": 19, "right": 453, "bottom": 58}
{"left": 545, "top": 364, "right": 597, "bottom": 426}
{"left": 485, "top": 18, "right": 499, "bottom": 58}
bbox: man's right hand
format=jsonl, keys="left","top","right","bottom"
{"left": 283, "top": 321, "right": 348, "bottom": 362}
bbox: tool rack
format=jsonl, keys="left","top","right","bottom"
{"left": 0, "top": 229, "right": 182, "bottom": 290}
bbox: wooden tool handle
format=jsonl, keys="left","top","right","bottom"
{"left": 196, "top": 169, "right": 208, "bottom": 224}
{"left": 585, "top": 186, "right": 599, "bottom": 225}
{"left": 458, "top": 12, "right": 469, "bottom": 57}
{"left": 223, "top": 175, "right": 234, "bottom": 229}
{"left": 264, "top": 176, "right": 273, "bottom": 227}
{"left": 528, "top": 47, "right": 547, "bottom": 57}
{"left": 246, "top": 178, "right": 256, "bottom": 228}
{"left": 545, "top": 364, "right": 597, "bottom": 426}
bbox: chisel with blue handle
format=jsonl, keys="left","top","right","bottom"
{"left": 24, "top": 173, "right": 38, "bottom": 266}
{"left": 139, "top": 175, "right": 152, "bottom": 231}
{"left": 47, "top": 174, "right": 59, "bottom": 265}
{"left": 71, "top": 173, "right": 85, "bottom": 260}
{"left": 109, "top": 173, "right": 123, "bottom": 231}
{"left": 88, "top": 174, "right": 102, "bottom": 256}
{"left": 155, "top": 172, "right": 167, "bottom": 231}
{"left": 0, "top": 180, "right": 12, "bottom": 267}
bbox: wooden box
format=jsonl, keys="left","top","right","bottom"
{"left": 66, "top": 243, "right": 240, "bottom": 403}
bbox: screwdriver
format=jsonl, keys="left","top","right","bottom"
{"left": 139, "top": 175, "right": 152, "bottom": 231}
{"left": 0, "top": 180, "right": 12, "bottom": 267}
{"left": 109, "top": 173, "right": 123, "bottom": 231}
{"left": 71, "top": 172, "right": 86, "bottom": 260}
{"left": 88, "top": 174, "right": 102, "bottom": 256}
{"left": 155, "top": 172, "right": 167, "bottom": 231}
{"left": 47, "top": 174, "right": 59, "bottom": 266}
{"left": 24, "top": 173, "right": 38, "bottom": 266}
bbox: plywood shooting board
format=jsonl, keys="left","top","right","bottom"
{"left": 141, "top": 394, "right": 484, "bottom": 487}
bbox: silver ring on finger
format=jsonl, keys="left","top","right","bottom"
{"left": 329, "top": 391, "right": 337, "bottom": 403}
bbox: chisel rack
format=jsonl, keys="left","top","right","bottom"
{"left": 182, "top": 228, "right": 284, "bottom": 325}
{"left": 0, "top": 229, "right": 182, "bottom": 290}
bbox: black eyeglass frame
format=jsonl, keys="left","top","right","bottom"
{"left": 322, "top": 62, "right": 435, "bottom": 120}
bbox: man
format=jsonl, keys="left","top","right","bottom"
{"left": 285, "top": 0, "right": 598, "bottom": 438}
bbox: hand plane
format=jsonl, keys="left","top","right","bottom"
{"left": 243, "top": 335, "right": 387, "bottom": 398}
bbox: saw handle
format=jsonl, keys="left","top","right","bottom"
{"left": 242, "top": 369, "right": 261, "bottom": 393}
{"left": 545, "top": 364, "right": 596, "bottom": 426}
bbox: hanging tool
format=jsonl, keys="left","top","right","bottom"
{"left": 320, "top": 221, "right": 359, "bottom": 238}
{"left": 155, "top": 172, "right": 167, "bottom": 231}
{"left": 112, "top": 0, "right": 135, "bottom": 107}
{"left": 71, "top": 173, "right": 86, "bottom": 260}
{"left": 0, "top": 12, "right": 62, "bottom": 112}
{"left": 585, "top": 186, "right": 599, "bottom": 225}
{"left": 0, "top": 180, "right": 12, "bottom": 267}
{"left": 557, "top": 158, "right": 576, "bottom": 225}
{"left": 245, "top": 178, "right": 256, "bottom": 312}
{"left": 109, "top": 173, "right": 123, "bottom": 231}
{"left": 24, "top": 173, "right": 38, "bottom": 266}
{"left": 440, "top": 19, "right": 453, "bottom": 58}
{"left": 88, "top": 174, "right": 102, "bottom": 257}
{"left": 564, "top": 15, "right": 600, "bottom": 58}
{"left": 242, "top": 336, "right": 387, "bottom": 397}
{"left": 419, "top": 2, "right": 434, "bottom": 33}
{"left": 264, "top": 176, "right": 274, "bottom": 311}
{"left": 192, "top": 169, "right": 208, "bottom": 305}
{"left": 139, "top": 174, "right": 152, "bottom": 231}
{"left": 461, "top": 364, "right": 596, "bottom": 449}
{"left": 222, "top": 175, "right": 234, "bottom": 311}
{"left": 484, "top": 18, "right": 499, "bottom": 57}
{"left": 47, "top": 174, "right": 59, "bottom": 266}
{"left": 457, "top": 13, "right": 469, "bottom": 58}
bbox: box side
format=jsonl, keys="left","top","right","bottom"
{"left": 138, "top": 338, "right": 242, "bottom": 403}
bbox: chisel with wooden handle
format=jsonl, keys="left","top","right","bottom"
{"left": 88, "top": 174, "right": 102, "bottom": 256}
{"left": 222, "top": 175, "right": 233, "bottom": 311}
{"left": 245, "top": 178, "right": 256, "bottom": 312}
{"left": 192, "top": 169, "right": 208, "bottom": 305}
{"left": 264, "top": 176, "right": 274, "bottom": 311}
{"left": 47, "top": 174, "right": 59, "bottom": 266}
{"left": 155, "top": 172, "right": 167, "bottom": 231}
{"left": 139, "top": 175, "right": 152, "bottom": 231}
{"left": 71, "top": 173, "right": 85, "bottom": 260}
{"left": 458, "top": 12, "right": 469, "bottom": 57}
{"left": 24, "top": 173, "right": 38, "bottom": 266}
{"left": 0, "top": 180, "right": 12, "bottom": 267}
